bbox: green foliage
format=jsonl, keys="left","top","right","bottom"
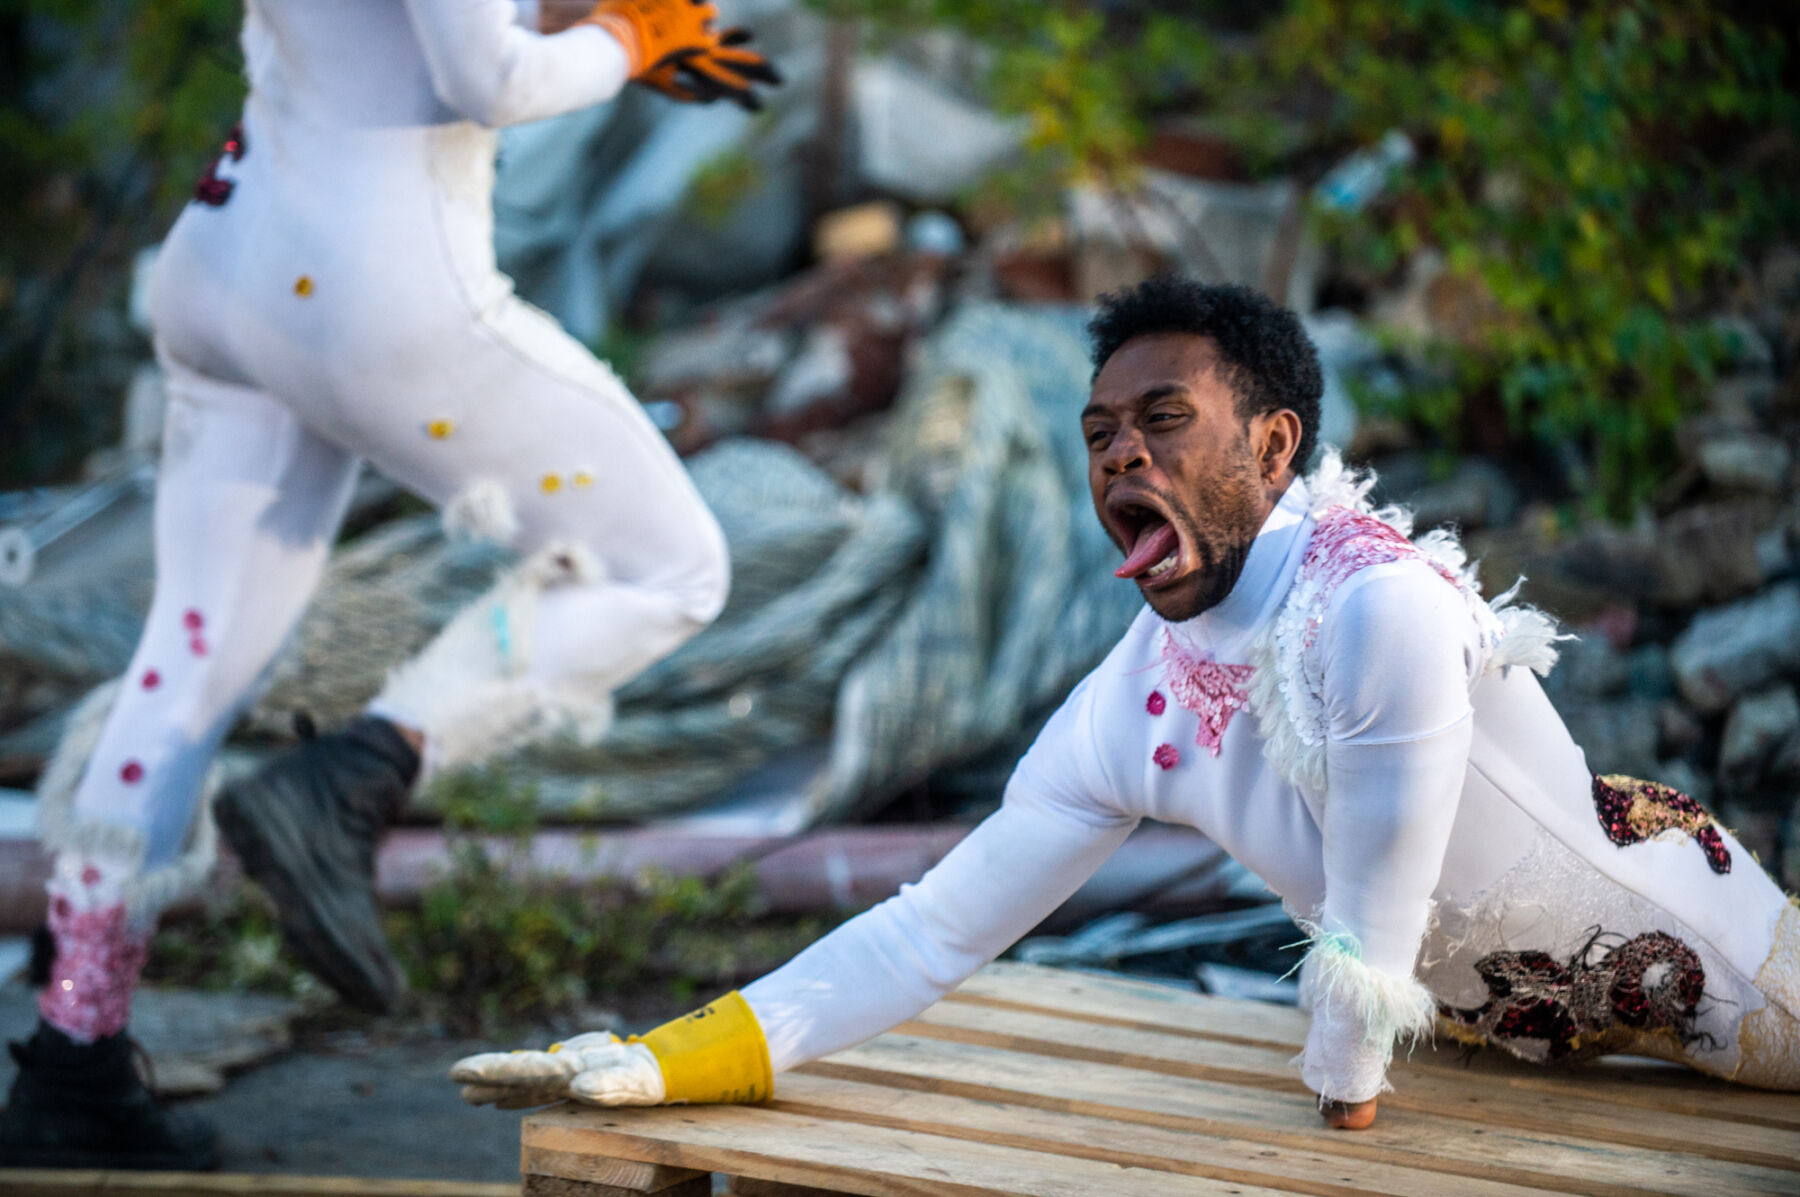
{"left": 1, "top": 0, "right": 244, "bottom": 485}
{"left": 145, "top": 886, "right": 314, "bottom": 998}
{"left": 1237, "top": 0, "right": 1797, "bottom": 511}
{"left": 391, "top": 767, "right": 839, "bottom": 1034}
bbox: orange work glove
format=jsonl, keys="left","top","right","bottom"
{"left": 585, "top": 0, "right": 780, "bottom": 111}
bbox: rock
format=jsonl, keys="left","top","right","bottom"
{"left": 854, "top": 57, "right": 1026, "bottom": 204}
{"left": 1757, "top": 525, "right": 1795, "bottom": 579}
{"left": 1719, "top": 801, "right": 1783, "bottom": 867}
{"left": 1657, "top": 701, "right": 1703, "bottom": 759}
{"left": 1626, "top": 643, "right": 1674, "bottom": 700}
{"left": 1649, "top": 501, "right": 1773, "bottom": 609}
{"left": 1555, "top": 697, "right": 1663, "bottom": 780}
{"left": 1718, "top": 685, "right": 1800, "bottom": 787}
{"left": 814, "top": 201, "right": 903, "bottom": 262}
{"left": 1541, "top": 634, "right": 1628, "bottom": 700}
{"left": 1697, "top": 432, "right": 1791, "bottom": 494}
{"left": 1670, "top": 583, "right": 1800, "bottom": 713}
{"left": 1709, "top": 313, "right": 1775, "bottom": 375}
{"left": 1655, "top": 758, "right": 1714, "bottom": 811}
{"left": 1404, "top": 458, "right": 1523, "bottom": 533}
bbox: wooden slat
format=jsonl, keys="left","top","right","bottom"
{"left": 522, "top": 1102, "right": 1306, "bottom": 1197}
{"left": 954, "top": 964, "right": 1800, "bottom": 1130}
{"left": 524, "top": 1176, "right": 711, "bottom": 1197}
{"left": 903, "top": 997, "right": 1800, "bottom": 1171}
{"left": 521, "top": 1146, "right": 707, "bottom": 1192}
{"left": 0, "top": 1172, "right": 517, "bottom": 1197}
{"left": 770, "top": 1069, "right": 1563, "bottom": 1197}
{"left": 807, "top": 1033, "right": 1798, "bottom": 1197}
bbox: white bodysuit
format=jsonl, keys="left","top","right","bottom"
{"left": 39, "top": 0, "right": 729, "bottom": 1041}
{"left": 742, "top": 464, "right": 1800, "bottom": 1100}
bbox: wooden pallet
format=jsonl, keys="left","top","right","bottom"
{"left": 519, "top": 962, "right": 1800, "bottom": 1197}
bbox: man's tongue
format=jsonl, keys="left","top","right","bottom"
{"left": 1115, "top": 521, "right": 1180, "bottom": 580}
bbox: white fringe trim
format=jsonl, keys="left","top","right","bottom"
{"left": 373, "top": 542, "right": 615, "bottom": 780}
{"left": 34, "top": 679, "right": 219, "bottom": 925}
{"left": 1292, "top": 920, "right": 1436, "bottom": 1103}
{"left": 442, "top": 479, "right": 520, "bottom": 546}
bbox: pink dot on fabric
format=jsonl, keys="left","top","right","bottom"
{"left": 190, "top": 637, "right": 208, "bottom": 657}
{"left": 183, "top": 609, "right": 204, "bottom": 630}
{"left": 120, "top": 760, "right": 144, "bottom": 784}
{"left": 1153, "top": 743, "right": 1179, "bottom": 771}
{"left": 141, "top": 669, "right": 160, "bottom": 690}
{"left": 53, "top": 896, "right": 70, "bottom": 918}
{"left": 80, "top": 865, "right": 101, "bottom": 886}
{"left": 1146, "top": 690, "right": 1166, "bottom": 716}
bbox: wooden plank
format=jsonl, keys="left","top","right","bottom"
{"left": 769, "top": 1069, "right": 1563, "bottom": 1197}
{"left": 523, "top": 1176, "right": 711, "bottom": 1197}
{"left": 730, "top": 1180, "right": 860, "bottom": 1197}
{"left": 0, "top": 1172, "right": 517, "bottom": 1197}
{"left": 903, "top": 998, "right": 1800, "bottom": 1171}
{"left": 954, "top": 965, "right": 1800, "bottom": 1130}
{"left": 522, "top": 1102, "right": 1307, "bottom": 1197}
{"left": 808, "top": 1033, "right": 1798, "bottom": 1197}
{"left": 521, "top": 1143, "right": 709, "bottom": 1192}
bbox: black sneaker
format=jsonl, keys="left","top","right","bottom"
{"left": 0, "top": 1021, "right": 219, "bottom": 1170}
{"left": 216, "top": 714, "right": 418, "bottom": 1015}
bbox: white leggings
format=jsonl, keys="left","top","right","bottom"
{"left": 71, "top": 330, "right": 727, "bottom": 872}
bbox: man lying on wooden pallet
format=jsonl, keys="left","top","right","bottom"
{"left": 453, "top": 277, "right": 1800, "bottom": 1130}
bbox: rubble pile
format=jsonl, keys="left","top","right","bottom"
{"left": 1, "top": 21, "right": 1796, "bottom": 881}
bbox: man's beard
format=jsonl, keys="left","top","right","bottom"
{"left": 1139, "top": 465, "right": 1266, "bottom": 624}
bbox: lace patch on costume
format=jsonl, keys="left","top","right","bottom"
{"left": 1592, "top": 773, "right": 1731, "bottom": 874}
{"left": 1440, "top": 930, "right": 1705, "bottom": 1063}
{"left": 1736, "top": 901, "right": 1800, "bottom": 1088}
{"left": 1159, "top": 630, "right": 1254, "bottom": 757}
{"left": 1421, "top": 829, "right": 1759, "bottom": 1077}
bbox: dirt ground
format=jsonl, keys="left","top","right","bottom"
{"left": 0, "top": 981, "right": 541, "bottom": 1184}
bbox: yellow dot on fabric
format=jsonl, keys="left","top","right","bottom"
{"left": 573, "top": 471, "right": 595, "bottom": 488}
{"left": 294, "top": 275, "right": 314, "bottom": 297}
{"left": 427, "top": 419, "right": 455, "bottom": 440}
{"left": 540, "top": 474, "right": 563, "bottom": 494}
{"left": 547, "top": 1043, "right": 563, "bottom": 1054}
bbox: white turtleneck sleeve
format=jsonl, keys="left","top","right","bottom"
{"left": 404, "top": 0, "right": 631, "bottom": 127}
{"left": 1301, "top": 560, "right": 1480, "bottom": 1102}
{"left": 742, "top": 676, "right": 1138, "bottom": 1072}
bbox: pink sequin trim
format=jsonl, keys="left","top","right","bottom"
{"left": 1153, "top": 743, "right": 1180, "bottom": 770}
{"left": 38, "top": 900, "right": 148, "bottom": 1042}
{"left": 119, "top": 760, "right": 144, "bottom": 784}
{"left": 1297, "top": 508, "right": 1460, "bottom": 651}
{"left": 182, "top": 609, "right": 205, "bottom": 631}
{"left": 141, "top": 669, "right": 160, "bottom": 690}
{"left": 189, "top": 636, "right": 208, "bottom": 657}
{"left": 1160, "top": 632, "right": 1255, "bottom": 757}
{"left": 1146, "top": 690, "right": 1166, "bottom": 716}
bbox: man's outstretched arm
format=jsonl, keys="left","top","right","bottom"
{"left": 454, "top": 686, "right": 1137, "bottom": 1106}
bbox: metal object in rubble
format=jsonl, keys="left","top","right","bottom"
{"left": 0, "top": 459, "right": 156, "bottom": 588}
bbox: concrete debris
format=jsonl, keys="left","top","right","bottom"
{"left": 1670, "top": 583, "right": 1800, "bottom": 713}
{"left": 0, "top": 982, "right": 302, "bottom": 1097}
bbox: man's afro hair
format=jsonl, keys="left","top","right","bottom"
{"left": 1087, "top": 277, "right": 1324, "bottom": 468}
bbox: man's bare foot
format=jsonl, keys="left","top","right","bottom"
{"left": 1323, "top": 1097, "right": 1378, "bottom": 1130}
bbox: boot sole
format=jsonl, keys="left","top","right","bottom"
{"left": 216, "top": 789, "right": 403, "bottom": 1016}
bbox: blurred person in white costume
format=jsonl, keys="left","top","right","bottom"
{"left": 453, "top": 279, "right": 1800, "bottom": 1131}
{"left": 0, "top": 0, "right": 776, "bottom": 1170}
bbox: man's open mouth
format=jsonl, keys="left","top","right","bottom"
{"left": 1108, "top": 494, "right": 1185, "bottom": 586}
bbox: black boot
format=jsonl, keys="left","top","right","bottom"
{"left": 0, "top": 1022, "right": 219, "bottom": 1170}
{"left": 216, "top": 714, "right": 419, "bottom": 1015}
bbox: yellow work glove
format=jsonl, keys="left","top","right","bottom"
{"left": 584, "top": 0, "right": 781, "bottom": 111}
{"left": 450, "top": 990, "right": 773, "bottom": 1109}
